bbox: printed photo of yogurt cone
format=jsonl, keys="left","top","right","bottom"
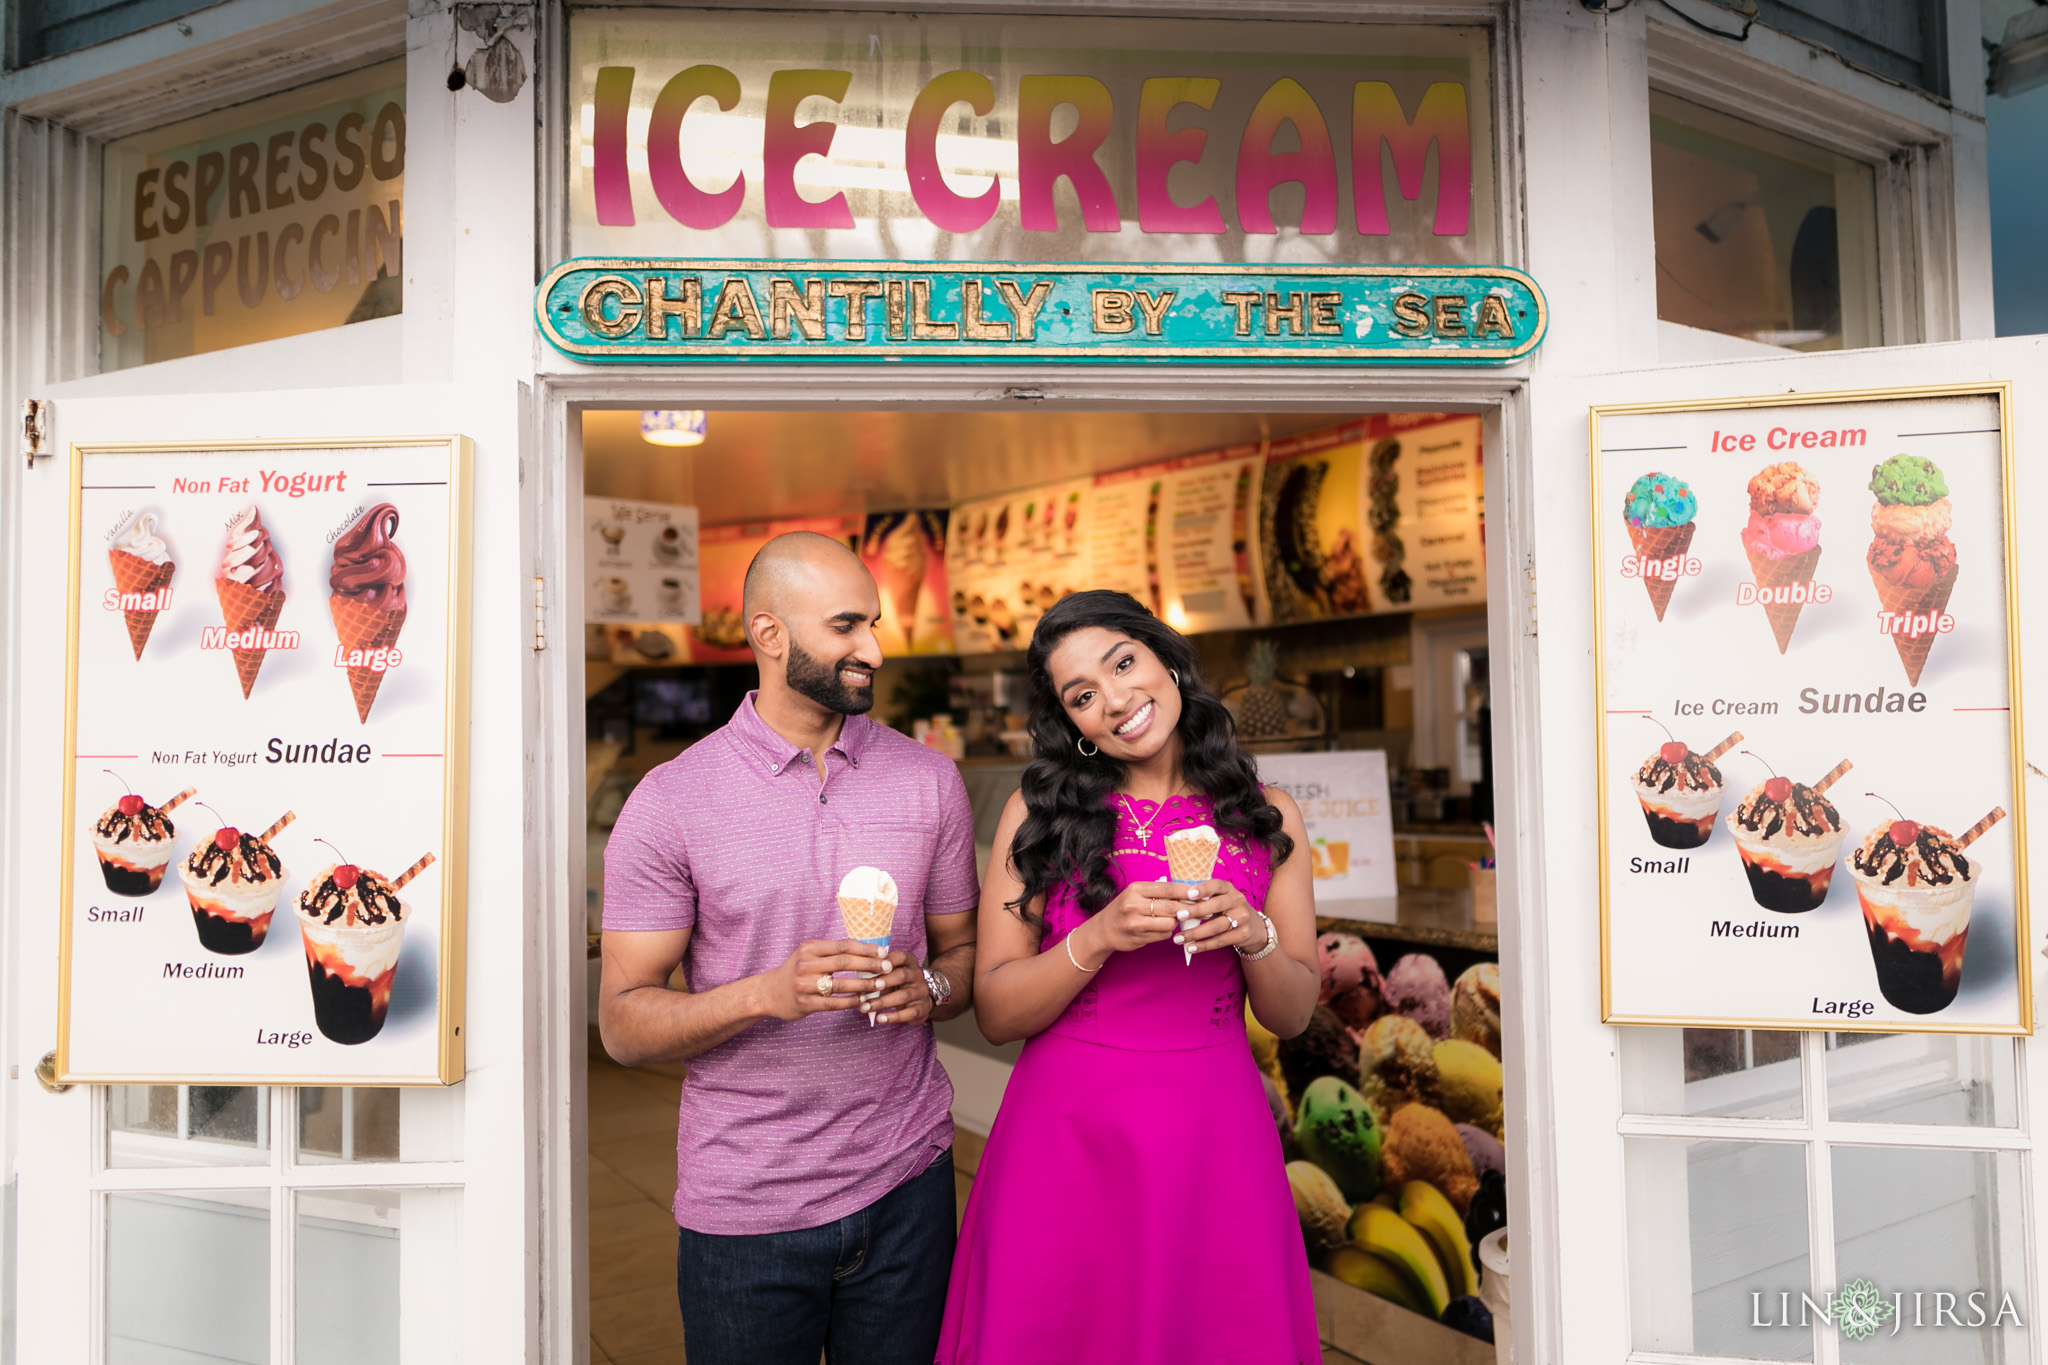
{"left": 108, "top": 511, "right": 176, "bottom": 660}
{"left": 216, "top": 505, "right": 286, "bottom": 699}
{"left": 297, "top": 851, "right": 431, "bottom": 1045}
{"left": 179, "top": 809, "right": 293, "bottom": 954}
{"left": 1851, "top": 806, "right": 2003, "bottom": 1015}
{"left": 837, "top": 866, "right": 898, "bottom": 1025}
{"left": 1164, "top": 824, "right": 1221, "bottom": 964}
{"left": 1725, "top": 758, "right": 1851, "bottom": 913}
{"left": 328, "top": 503, "right": 408, "bottom": 722}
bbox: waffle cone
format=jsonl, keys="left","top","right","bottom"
{"left": 1743, "top": 544, "right": 1823, "bottom": 654}
{"left": 330, "top": 595, "right": 407, "bottom": 722}
{"left": 1626, "top": 522, "right": 1695, "bottom": 621}
{"left": 214, "top": 577, "right": 286, "bottom": 698}
{"left": 1868, "top": 560, "right": 1958, "bottom": 687}
{"left": 1165, "top": 834, "right": 1220, "bottom": 883}
{"left": 109, "top": 550, "right": 175, "bottom": 660}
{"left": 838, "top": 894, "right": 896, "bottom": 941}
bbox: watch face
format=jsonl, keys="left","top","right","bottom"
{"left": 925, "top": 969, "right": 950, "bottom": 1004}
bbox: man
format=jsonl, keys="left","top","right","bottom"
{"left": 599, "top": 531, "right": 979, "bottom": 1365}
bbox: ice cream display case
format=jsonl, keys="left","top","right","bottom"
{"left": 57, "top": 437, "right": 473, "bottom": 1085}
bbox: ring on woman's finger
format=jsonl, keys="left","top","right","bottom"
{"left": 816, "top": 974, "right": 834, "bottom": 998}
{"left": 1228, "top": 917, "right": 1240, "bottom": 930}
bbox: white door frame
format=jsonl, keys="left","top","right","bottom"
{"left": 528, "top": 360, "right": 1560, "bottom": 1364}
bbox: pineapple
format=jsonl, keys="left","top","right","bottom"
{"left": 1235, "top": 640, "right": 1290, "bottom": 740}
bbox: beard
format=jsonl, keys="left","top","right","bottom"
{"left": 786, "top": 636, "right": 875, "bottom": 715}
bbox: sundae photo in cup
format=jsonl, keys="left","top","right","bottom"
{"left": 1633, "top": 721, "right": 1743, "bottom": 849}
{"left": 91, "top": 772, "right": 195, "bottom": 894}
{"left": 178, "top": 806, "right": 294, "bottom": 953}
{"left": 1851, "top": 799, "right": 2006, "bottom": 1015}
{"left": 1726, "top": 755, "right": 1852, "bottom": 912}
{"left": 297, "top": 843, "right": 435, "bottom": 1044}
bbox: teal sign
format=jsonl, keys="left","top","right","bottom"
{"left": 536, "top": 259, "right": 1545, "bottom": 364}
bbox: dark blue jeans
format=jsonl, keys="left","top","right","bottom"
{"left": 674, "top": 1148, "right": 956, "bottom": 1365}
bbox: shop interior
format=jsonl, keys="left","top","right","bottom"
{"left": 578, "top": 406, "right": 1508, "bottom": 1365}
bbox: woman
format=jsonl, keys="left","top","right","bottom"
{"left": 937, "top": 591, "right": 1322, "bottom": 1365}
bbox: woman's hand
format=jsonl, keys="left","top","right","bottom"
{"left": 1173, "top": 881, "right": 1266, "bottom": 957}
{"left": 1071, "top": 880, "right": 1188, "bottom": 964}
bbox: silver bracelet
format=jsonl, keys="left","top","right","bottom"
{"left": 1065, "top": 935, "right": 1101, "bottom": 972}
{"left": 1234, "top": 911, "right": 1279, "bottom": 961}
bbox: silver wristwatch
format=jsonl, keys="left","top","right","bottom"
{"left": 923, "top": 967, "right": 952, "bottom": 1007}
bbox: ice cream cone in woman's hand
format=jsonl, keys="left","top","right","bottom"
{"left": 1165, "top": 824, "right": 1221, "bottom": 963}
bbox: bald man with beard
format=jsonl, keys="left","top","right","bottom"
{"left": 599, "top": 531, "right": 979, "bottom": 1365}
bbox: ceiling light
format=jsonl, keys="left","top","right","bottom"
{"left": 640, "top": 411, "right": 707, "bottom": 447}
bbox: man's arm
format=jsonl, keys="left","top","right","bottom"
{"left": 598, "top": 927, "right": 886, "bottom": 1066}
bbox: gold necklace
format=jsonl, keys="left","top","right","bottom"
{"left": 1115, "top": 794, "right": 1155, "bottom": 845}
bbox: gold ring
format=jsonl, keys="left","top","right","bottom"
{"left": 816, "top": 974, "right": 834, "bottom": 997}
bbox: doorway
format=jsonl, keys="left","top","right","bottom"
{"left": 562, "top": 398, "right": 1520, "bottom": 1365}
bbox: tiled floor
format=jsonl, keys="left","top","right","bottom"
{"left": 586, "top": 1029, "right": 1363, "bottom": 1365}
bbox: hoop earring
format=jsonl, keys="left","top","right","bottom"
{"left": 1077, "top": 737, "right": 1099, "bottom": 757}
{"left": 1170, "top": 670, "right": 1180, "bottom": 686}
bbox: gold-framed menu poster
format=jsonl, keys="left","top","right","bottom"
{"left": 58, "top": 437, "right": 472, "bottom": 1083}
{"left": 1592, "top": 385, "right": 2029, "bottom": 1034}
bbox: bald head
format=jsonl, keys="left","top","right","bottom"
{"left": 742, "top": 531, "right": 868, "bottom": 622}
{"left": 743, "top": 532, "right": 883, "bottom": 717}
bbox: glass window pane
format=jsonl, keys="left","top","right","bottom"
{"left": 1650, "top": 92, "right": 1879, "bottom": 351}
{"left": 106, "top": 1085, "right": 269, "bottom": 1168}
{"left": 1626, "top": 1137, "right": 1812, "bottom": 1358}
{"left": 295, "top": 1188, "right": 459, "bottom": 1364}
{"left": 1826, "top": 1033, "right": 2018, "bottom": 1128}
{"left": 108, "top": 1191, "right": 269, "bottom": 1364}
{"left": 1832, "top": 1146, "right": 2029, "bottom": 1363}
{"left": 296, "top": 1086, "right": 462, "bottom": 1164}
{"left": 1619, "top": 1026, "right": 1805, "bottom": 1119}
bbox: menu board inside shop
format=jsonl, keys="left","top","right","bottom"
{"left": 946, "top": 481, "right": 1091, "bottom": 653}
{"left": 1594, "top": 390, "right": 2029, "bottom": 1034}
{"left": 1091, "top": 450, "right": 1265, "bottom": 635}
{"left": 60, "top": 440, "right": 471, "bottom": 1083}
{"left": 585, "top": 495, "right": 701, "bottom": 625}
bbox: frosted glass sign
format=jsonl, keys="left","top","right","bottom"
{"left": 566, "top": 12, "right": 1495, "bottom": 266}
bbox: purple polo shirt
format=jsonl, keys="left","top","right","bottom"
{"left": 602, "top": 692, "right": 978, "bottom": 1234}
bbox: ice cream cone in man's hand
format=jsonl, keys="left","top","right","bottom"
{"left": 838, "top": 866, "right": 897, "bottom": 1025}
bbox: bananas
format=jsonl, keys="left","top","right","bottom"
{"left": 1325, "top": 1246, "right": 1423, "bottom": 1313}
{"left": 1345, "top": 1202, "right": 1450, "bottom": 1317}
{"left": 1398, "top": 1180, "right": 1479, "bottom": 1300}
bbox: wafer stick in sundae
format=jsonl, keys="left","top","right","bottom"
{"left": 258, "top": 811, "right": 297, "bottom": 844}
{"left": 1702, "top": 733, "right": 1744, "bottom": 764}
{"left": 1812, "top": 759, "right": 1854, "bottom": 795}
{"left": 161, "top": 787, "right": 198, "bottom": 813}
{"left": 1957, "top": 808, "right": 2008, "bottom": 850}
{"left": 391, "top": 851, "right": 437, "bottom": 891}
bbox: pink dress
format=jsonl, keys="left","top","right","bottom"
{"left": 937, "top": 795, "right": 1321, "bottom": 1365}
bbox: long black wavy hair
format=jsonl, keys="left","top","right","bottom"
{"left": 1007, "top": 590, "right": 1292, "bottom": 919}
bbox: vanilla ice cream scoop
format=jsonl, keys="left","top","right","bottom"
{"left": 837, "top": 866, "right": 898, "bottom": 942}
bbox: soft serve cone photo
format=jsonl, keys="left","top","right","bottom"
{"left": 328, "top": 503, "right": 409, "bottom": 722}
{"left": 215, "top": 505, "right": 286, "bottom": 698}
{"left": 108, "top": 511, "right": 175, "bottom": 660}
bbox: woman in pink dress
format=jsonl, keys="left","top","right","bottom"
{"left": 938, "top": 591, "right": 1322, "bottom": 1365}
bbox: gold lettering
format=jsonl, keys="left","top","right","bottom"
{"left": 769, "top": 278, "right": 828, "bottom": 340}
{"left": 101, "top": 267, "right": 129, "bottom": 337}
{"left": 706, "top": 277, "right": 767, "bottom": 340}
{"left": 885, "top": 280, "right": 908, "bottom": 340}
{"left": 1391, "top": 291, "right": 1430, "bottom": 337}
{"left": 1432, "top": 293, "right": 1467, "bottom": 337}
{"left": 1092, "top": 288, "right": 1135, "bottom": 334}
{"left": 961, "top": 281, "right": 1013, "bottom": 341}
{"left": 1133, "top": 288, "right": 1174, "bottom": 337}
{"left": 1220, "top": 290, "right": 1261, "bottom": 336}
{"left": 1476, "top": 294, "right": 1515, "bottom": 339}
{"left": 1307, "top": 291, "right": 1342, "bottom": 336}
{"left": 994, "top": 280, "right": 1053, "bottom": 341}
{"left": 829, "top": 279, "right": 883, "bottom": 340}
{"left": 644, "top": 277, "right": 701, "bottom": 340}
{"left": 580, "top": 276, "right": 645, "bottom": 338}
{"left": 1264, "top": 291, "right": 1304, "bottom": 336}
{"left": 909, "top": 280, "right": 957, "bottom": 340}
